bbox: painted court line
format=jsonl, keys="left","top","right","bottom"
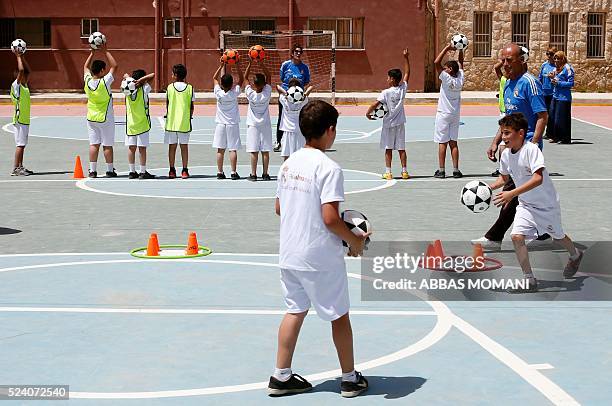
{"left": 530, "top": 363, "right": 555, "bottom": 370}
{"left": 573, "top": 117, "right": 612, "bottom": 132}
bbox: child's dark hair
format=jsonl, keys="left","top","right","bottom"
{"left": 291, "top": 44, "right": 303, "bottom": 53}
{"left": 91, "top": 60, "right": 106, "bottom": 75}
{"left": 444, "top": 60, "right": 460, "bottom": 75}
{"left": 387, "top": 68, "right": 402, "bottom": 84}
{"left": 498, "top": 113, "right": 528, "bottom": 133}
{"left": 172, "top": 64, "right": 187, "bottom": 81}
{"left": 220, "top": 73, "right": 233, "bottom": 89}
{"left": 288, "top": 78, "right": 301, "bottom": 88}
{"left": 132, "top": 69, "right": 146, "bottom": 80}
{"left": 254, "top": 73, "right": 266, "bottom": 87}
{"left": 299, "top": 100, "right": 339, "bottom": 141}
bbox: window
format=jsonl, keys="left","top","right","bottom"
{"left": 0, "top": 18, "right": 51, "bottom": 48}
{"left": 473, "top": 12, "right": 492, "bottom": 57}
{"left": 308, "top": 18, "right": 364, "bottom": 49}
{"left": 220, "top": 19, "right": 276, "bottom": 48}
{"left": 512, "top": 12, "right": 530, "bottom": 48}
{"left": 549, "top": 13, "right": 568, "bottom": 53}
{"left": 81, "top": 18, "right": 98, "bottom": 37}
{"left": 164, "top": 18, "right": 181, "bottom": 37}
{"left": 587, "top": 13, "right": 605, "bottom": 58}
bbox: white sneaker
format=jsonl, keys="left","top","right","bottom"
{"left": 10, "top": 167, "right": 21, "bottom": 176}
{"left": 18, "top": 167, "right": 31, "bottom": 176}
{"left": 527, "top": 237, "right": 552, "bottom": 247}
{"left": 471, "top": 237, "right": 502, "bottom": 250}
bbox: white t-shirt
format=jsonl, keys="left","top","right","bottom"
{"left": 171, "top": 82, "right": 196, "bottom": 101}
{"left": 129, "top": 83, "right": 151, "bottom": 103}
{"left": 500, "top": 142, "right": 559, "bottom": 209}
{"left": 85, "top": 72, "right": 115, "bottom": 121}
{"left": 245, "top": 84, "right": 272, "bottom": 127}
{"left": 11, "top": 80, "right": 20, "bottom": 97}
{"left": 277, "top": 148, "right": 346, "bottom": 272}
{"left": 214, "top": 84, "right": 241, "bottom": 125}
{"left": 279, "top": 94, "right": 308, "bottom": 133}
{"left": 377, "top": 81, "right": 407, "bottom": 128}
{"left": 437, "top": 70, "right": 464, "bottom": 115}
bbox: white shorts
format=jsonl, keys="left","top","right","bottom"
{"left": 512, "top": 204, "right": 565, "bottom": 242}
{"left": 125, "top": 132, "right": 150, "bottom": 147}
{"left": 213, "top": 123, "right": 242, "bottom": 150}
{"left": 87, "top": 120, "right": 115, "bottom": 146}
{"left": 280, "top": 268, "right": 350, "bottom": 322}
{"left": 281, "top": 131, "right": 305, "bottom": 157}
{"left": 434, "top": 112, "right": 460, "bottom": 143}
{"left": 13, "top": 123, "right": 29, "bottom": 147}
{"left": 380, "top": 124, "right": 406, "bottom": 150}
{"left": 246, "top": 125, "right": 273, "bottom": 152}
{"left": 164, "top": 131, "right": 190, "bottom": 145}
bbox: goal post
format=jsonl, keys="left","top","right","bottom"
{"left": 220, "top": 30, "right": 336, "bottom": 105}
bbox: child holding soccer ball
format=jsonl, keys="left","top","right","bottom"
{"left": 124, "top": 69, "right": 155, "bottom": 179}
{"left": 276, "top": 78, "right": 313, "bottom": 160}
{"left": 10, "top": 48, "right": 33, "bottom": 176}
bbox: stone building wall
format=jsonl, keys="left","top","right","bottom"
{"left": 437, "top": 1, "right": 612, "bottom": 91}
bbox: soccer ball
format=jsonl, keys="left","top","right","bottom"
{"left": 341, "top": 210, "right": 372, "bottom": 250}
{"left": 461, "top": 180, "right": 492, "bottom": 213}
{"left": 286, "top": 86, "right": 305, "bottom": 104}
{"left": 372, "top": 102, "right": 388, "bottom": 119}
{"left": 88, "top": 31, "right": 106, "bottom": 50}
{"left": 120, "top": 77, "right": 137, "bottom": 96}
{"left": 248, "top": 45, "right": 265, "bottom": 61}
{"left": 11, "top": 39, "right": 27, "bottom": 54}
{"left": 451, "top": 34, "right": 469, "bottom": 50}
{"left": 221, "top": 49, "right": 240, "bottom": 64}
{"left": 520, "top": 46, "right": 530, "bottom": 62}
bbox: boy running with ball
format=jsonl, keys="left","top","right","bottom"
{"left": 491, "top": 113, "right": 583, "bottom": 293}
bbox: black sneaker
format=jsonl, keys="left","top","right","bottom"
{"left": 340, "top": 372, "right": 369, "bottom": 398}
{"left": 262, "top": 173, "right": 271, "bottom": 181}
{"left": 491, "top": 169, "right": 501, "bottom": 177}
{"left": 128, "top": 171, "right": 139, "bottom": 179}
{"left": 273, "top": 143, "right": 281, "bottom": 152}
{"left": 434, "top": 170, "right": 445, "bottom": 179}
{"left": 105, "top": 169, "right": 118, "bottom": 178}
{"left": 181, "top": 168, "right": 190, "bottom": 179}
{"left": 88, "top": 171, "right": 97, "bottom": 178}
{"left": 453, "top": 169, "right": 463, "bottom": 178}
{"left": 231, "top": 172, "right": 241, "bottom": 180}
{"left": 267, "top": 374, "right": 312, "bottom": 397}
{"left": 507, "top": 279, "right": 538, "bottom": 294}
{"left": 168, "top": 167, "right": 177, "bottom": 179}
{"left": 248, "top": 174, "right": 257, "bottom": 181}
{"left": 139, "top": 171, "right": 156, "bottom": 180}
{"left": 217, "top": 172, "right": 226, "bottom": 180}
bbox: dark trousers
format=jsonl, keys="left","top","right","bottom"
{"left": 485, "top": 178, "right": 519, "bottom": 242}
{"left": 276, "top": 101, "right": 284, "bottom": 144}
{"left": 550, "top": 99, "right": 572, "bottom": 143}
{"left": 544, "top": 95, "right": 553, "bottom": 139}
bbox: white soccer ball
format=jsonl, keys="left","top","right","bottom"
{"left": 88, "top": 31, "right": 106, "bottom": 50}
{"left": 372, "top": 102, "right": 388, "bottom": 119}
{"left": 286, "top": 86, "right": 305, "bottom": 104}
{"left": 451, "top": 34, "right": 469, "bottom": 50}
{"left": 461, "top": 180, "right": 492, "bottom": 213}
{"left": 11, "top": 39, "right": 27, "bottom": 54}
{"left": 121, "top": 77, "right": 137, "bottom": 96}
{"left": 341, "top": 210, "right": 372, "bottom": 250}
{"left": 520, "top": 46, "right": 530, "bottom": 62}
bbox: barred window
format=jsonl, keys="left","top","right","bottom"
{"left": 512, "top": 13, "right": 530, "bottom": 49}
{"left": 308, "top": 18, "right": 364, "bottom": 49}
{"left": 549, "top": 13, "right": 568, "bottom": 53}
{"left": 220, "top": 19, "right": 276, "bottom": 48}
{"left": 0, "top": 18, "right": 51, "bottom": 48}
{"left": 587, "top": 13, "right": 605, "bottom": 58}
{"left": 164, "top": 18, "right": 181, "bottom": 38}
{"left": 473, "top": 12, "right": 492, "bottom": 57}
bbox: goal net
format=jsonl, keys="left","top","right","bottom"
{"left": 220, "top": 30, "right": 336, "bottom": 104}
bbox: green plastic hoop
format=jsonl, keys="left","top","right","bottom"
{"left": 130, "top": 244, "right": 212, "bottom": 259}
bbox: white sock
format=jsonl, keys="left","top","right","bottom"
{"left": 106, "top": 163, "right": 114, "bottom": 172}
{"left": 402, "top": 167, "right": 407, "bottom": 172}
{"left": 569, "top": 250, "right": 581, "bottom": 260}
{"left": 439, "top": 167, "right": 445, "bottom": 172}
{"left": 273, "top": 367, "right": 292, "bottom": 382}
{"left": 129, "top": 164, "right": 136, "bottom": 172}
{"left": 342, "top": 370, "right": 358, "bottom": 383}
{"left": 140, "top": 165, "right": 147, "bottom": 173}
{"left": 385, "top": 167, "right": 391, "bottom": 173}
{"left": 89, "top": 162, "right": 97, "bottom": 172}
{"left": 524, "top": 272, "right": 536, "bottom": 281}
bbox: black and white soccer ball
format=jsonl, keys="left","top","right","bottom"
{"left": 88, "top": 31, "right": 106, "bottom": 50}
{"left": 520, "top": 46, "right": 530, "bottom": 62}
{"left": 11, "top": 39, "right": 27, "bottom": 54}
{"left": 461, "top": 180, "right": 492, "bottom": 213}
{"left": 451, "top": 34, "right": 469, "bottom": 50}
{"left": 341, "top": 210, "right": 372, "bottom": 250}
{"left": 286, "top": 86, "right": 305, "bottom": 104}
{"left": 372, "top": 102, "right": 388, "bottom": 119}
{"left": 121, "top": 77, "right": 137, "bottom": 96}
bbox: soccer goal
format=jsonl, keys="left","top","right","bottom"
{"left": 220, "top": 30, "right": 336, "bottom": 104}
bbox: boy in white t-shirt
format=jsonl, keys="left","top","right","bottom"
{"left": 83, "top": 44, "right": 118, "bottom": 178}
{"left": 213, "top": 61, "right": 244, "bottom": 180}
{"left": 10, "top": 49, "right": 33, "bottom": 176}
{"left": 491, "top": 113, "right": 583, "bottom": 293}
{"left": 269, "top": 100, "right": 369, "bottom": 398}
{"left": 276, "top": 78, "right": 313, "bottom": 161}
{"left": 244, "top": 59, "right": 273, "bottom": 181}
{"left": 366, "top": 48, "right": 410, "bottom": 180}
{"left": 433, "top": 44, "right": 465, "bottom": 179}
{"left": 124, "top": 69, "right": 155, "bottom": 179}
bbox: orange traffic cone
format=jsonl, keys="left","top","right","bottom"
{"left": 432, "top": 239, "right": 445, "bottom": 259}
{"left": 146, "top": 233, "right": 160, "bottom": 256}
{"left": 186, "top": 232, "right": 199, "bottom": 255}
{"left": 73, "top": 155, "right": 85, "bottom": 179}
{"left": 471, "top": 243, "right": 485, "bottom": 270}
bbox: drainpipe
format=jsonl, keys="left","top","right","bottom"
{"left": 181, "top": 0, "right": 186, "bottom": 66}
{"left": 433, "top": 0, "right": 438, "bottom": 58}
{"left": 154, "top": 0, "right": 161, "bottom": 91}
{"left": 288, "top": 0, "right": 293, "bottom": 49}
